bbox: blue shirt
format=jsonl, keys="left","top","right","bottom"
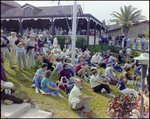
{"left": 49, "top": 38, "right": 53, "bottom": 44}
{"left": 1, "top": 36, "right": 10, "bottom": 47}
{"left": 41, "top": 77, "right": 52, "bottom": 88}
{"left": 106, "top": 72, "right": 114, "bottom": 78}
{"left": 118, "top": 80, "right": 126, "bottom": 90}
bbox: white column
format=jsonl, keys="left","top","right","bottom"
{"left": 71, "top": 1, "right": 77, "bottom": 66}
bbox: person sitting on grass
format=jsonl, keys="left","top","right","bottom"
{"left": 56, "top": 76, "right": 74, "bottom": 95}
{"left": 96, "top": 70, "right": 111, "bottom": 83}
{"left": 43, "top": 44, "right": 49, "bottom": 54}
{"left": 133, "top": 76, "right": 142, "bottom": 92}
{"left": 34, "top": 55, "right": 43, "bottom": 72}
{"left": 128, "top": 64, "right": 138, "bottom": 81}
{"left": 104, "top": 56, "right": 109, "bottom": 66}
{"left": 90, "top": 70, "right": 114, "bottom": 97}
{"left": 98, "top": 57, "right": 106, "bottom": 68}
{"left": 123, "top": 61, "right": 130, "bottom": 70}
{"left": 112, "top": 60, "right": 123, "bottom": 72}
{"left": 69, "top": 78, "right": 95, "bottom": 118}
{"left": 1, "top": 80, "right": 31, "bottom": 104}
{"left": 124, "top": 67, "right": 134, "bottom": 85}
{"left": 106, "top": 67, "right": 118, "bottom": 85}
{"left": 43, "top": 54, "right": 54, "bottom": 71}
{"left": 116, "top": 74, "right": 139, "bottom": 99}
{"left": 31, "top": 63, "right": 48, "bottom": 93}
{"left": 41, "top": 71, "right": 64, "bottom": 98}
{"left": 108, "top": 54, "right": 116, "bottom": 63}
{"left": 51, "top": 57, "right": 65, "bottom": 75}
{"left": 75, "top": 59, "right": 90, "bottom": 82}
{"left": 91, "top": 52, "right": 98, "bottom": 64}
{"left": 59, "top": 63, "right": 74, "bottom": 84}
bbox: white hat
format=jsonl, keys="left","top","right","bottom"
{"left": 39, "top": 35, "right": 43, "bottom": 37}
{"left": 1, "top": 29, "right": 4, "bottom": 32}
{"left": 75, "top": 78, "right": 82, "bottom": 83}
{"left": 11, "top": 31, "right": 16, "bottom": 34}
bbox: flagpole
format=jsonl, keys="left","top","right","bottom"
{"left": 71, "top": 1, "right": 77, "bottom": 66}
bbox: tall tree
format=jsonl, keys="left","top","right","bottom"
{"left": 108, "top": 5, "right": 147, "bottom": 37}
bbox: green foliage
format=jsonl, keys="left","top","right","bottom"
{"left": 144, "top": 30, "right": 149, "bottom": 40}
{"left": 57, "top": 36, "right": 71, "bottom": 49}
{"left": 131, "top": 51, "right": 141, "bottom": 57}
{"left": 76, "top": 37, "right": 86, "bottom": 51}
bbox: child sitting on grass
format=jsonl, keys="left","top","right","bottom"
{"left": 56, "top": 76, "right": 74, "bottom": 95}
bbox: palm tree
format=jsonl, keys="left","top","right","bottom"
{"left": 108, "top": 5, "right": 147, "bottom": 37}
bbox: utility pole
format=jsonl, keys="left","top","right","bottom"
{"left": 71, "top": 1, "right": 77, "bottom": 66}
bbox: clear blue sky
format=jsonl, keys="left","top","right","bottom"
{"left": 16, "top": 1, "right": 149, "bottom": 24}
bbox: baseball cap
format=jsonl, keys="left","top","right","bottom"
{"left": 75, "top": 78, "right": 82, "bottom": 83}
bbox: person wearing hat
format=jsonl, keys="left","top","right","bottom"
{"left": 42, "top": 54, "right": 54, "bottom": 71}
{"left": 90, "top": 70, "right": 114, "bottom": 97}
{"left": 49, "top": 35, "right": 53, "bottom": 45}
{"left": 53, "top": 36, "right": 58, "bottom": 48}
{"left": 15, "top": 34, "right": 26, "bottom": 71}
{"left": 69, "top": 78, "right": 95, "bottom": 118}
{"left": 26, "top": 33, "right": 36, "bottom": 69}
{"left": 1, "top": 29, "right": 15, "bottom": 69}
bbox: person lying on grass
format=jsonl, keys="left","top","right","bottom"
{"left": 41, "top": 71, "right": 64, "bottom": 98}
{"left": 90, "top": 70, "right": 114, "bottom": 97}
{"left": 69, "top": 78, "right": 95, "bottom": 118}
{"left": 56, "top": 76, "right": 74, "bottom": 95}
{"left": 1, "top": 80, "right": 31, "bottom": 104}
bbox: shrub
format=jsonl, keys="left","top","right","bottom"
{"left": 107, "top": 95, "right": 142, "bottom": 118}
{"left": 76, "top": 37, "right": 86, "bottom": 51}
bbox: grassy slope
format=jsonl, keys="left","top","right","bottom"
{"left": 4, "top": 54, "right": 137, "bottom": 118}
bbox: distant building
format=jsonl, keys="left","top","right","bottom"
{"left": 1, "top": 1, "right": 108, "bottom": 46}
{"left": 107, "top": 20, "right": 149, "bottom": 37}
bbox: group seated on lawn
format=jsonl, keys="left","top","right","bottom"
{"left": 1, "top": 31, "right": 149, "bottom": 118}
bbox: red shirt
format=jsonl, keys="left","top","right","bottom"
{"left": 75, "top": 63, "right": 85, "bottom": 72}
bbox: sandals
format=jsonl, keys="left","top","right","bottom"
{"left": 4, "top": 100, "right": 13, "bottom": 105}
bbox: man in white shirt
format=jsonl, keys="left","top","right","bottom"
{"left": 9, "top": 32, "right": 17, "bottom": 64}
{"left": 43, "top": 44, "right": 49, "bottom": 54}
{"left": 91, "top": 53, "right": 98, "bottom": 64}
{"left": 69, "top": 78, "right": 95, "bottom": 118}
{"left": 90, "top": 70, "right": 114, "bottom": 97}
{"left": 108, "top": 54, "right": 116, "bottom": 63}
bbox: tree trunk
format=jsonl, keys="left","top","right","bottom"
{"left": 123, "top": 27, "right": 129, "bottom": 38}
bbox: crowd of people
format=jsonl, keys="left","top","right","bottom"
{"left": 101, "top": 33, "right": 149, "bottom": 51}
{"left": 1, "top": 28, "right": 149, "bottom": 118}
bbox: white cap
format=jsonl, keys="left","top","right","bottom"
{"left": 75, "top": 78, "right": 82, "bottom": 83}
{"left": 1, "top": 29, "right": 4, "bottom": 32}
{"left": 39, "top": 35, "right": 43, "bottom": 38}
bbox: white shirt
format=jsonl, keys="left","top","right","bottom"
{"left": 43, "top": 47, "right": 49, "bottom": 54}
{"left": 69, "top": 85, "right": 82, "bottom": 108}
{"left": 84, "top": 51, "right": 90, "bottom": 57}
{"left": 119, "top": 50, "right": 122, "bottom": 55}
{"left": 108, "top": 56, "right": 116, "bottom": 62}
{"left": 105, "top": 67, "right": 116, "bottom": 76}
{"left": 91, "top": 55, "right": 98, "bottom": 63}
{"left": 126, "top": 48, "right": 131, "bottom": 55}
{"left": 9, "top": 36, "right": 17, "bottom": 49}
{"left": 90, "top": 75, "right": 99, "bottom": 88}
{"left": 53, "top": 37, "right": 58, "bottom": 47}
{"left": 32, "top": 68, "right": 47, "bottom": 81}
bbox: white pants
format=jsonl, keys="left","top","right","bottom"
{"left": 1, "top": 47, "right": 14, "bottom": 68}
{"left": 120, "top": 88, "right": 138, "bottom": 97}
{"left": 109, "top": 40, "right": 112, "bottom": 45}
{"left": 127, "top": 80, "right": 134, "bottom": 85}
{"left": 10, "top": 48, "right": 16, "bottom": 63}
{"left": 27, "top": 49, "right": 35, "bottom": 69}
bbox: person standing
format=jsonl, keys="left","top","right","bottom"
{"left": 1, "top": 29, "right": 15, "bottom": 69}
{"left": 126, "top": 47, "right": 131, "bottom": 61}
{"left": 112, "top": 35, "right": 115, "bottom": 46}
{"left": 37, "top": 35, "right": 44, "bottom": 54}
{"left": 136, "top": 38, "right": 141, "bottom": 50}
{"left": 9, "top": 32, "right": 17, "bottom": 64}
{"left": 127, "top": 37, "right": 131, "bottom": 48}
{"left": 141, "top": 37, "right": 145, "bottom": 51}
{"left": 144, "top": 38, "right": 148, "bottom": 51}
{"left": 26, "top": 33, "right": 36, "bottom": 69}
{"left": 69, "top": 78, "right": 95, "bottom": 118}
{"left": 53, "top": 36, "right": 58, "bottom": 48}
{"left": 116, "top": 34, "right": 120, "bottom": 47}
{"left": 15, "top": 34, "right": 26, "bottom": 71}
{"left": 120, "top": 34, "right": 124, "bottom": 48}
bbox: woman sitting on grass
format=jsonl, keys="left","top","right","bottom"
{"left": 43, "top": 54, "right": 54, "bottom": 71}
{"left": 41, "top": 71, "right": 64, "bottom": 98}
{"left": 34, "top": 55, "right": 43, "bottom": 72}
{"left": 59, "top": 63, "right": 74, "bottom": 84}
{"left": 106, "top": 67, "right": 118, "bottom": 85}
{"left": 116, "top": 74, "right": 139, "bottom": 99}
{"left": 112, "top": 60, "right": 123, "bottom": 72}
{"left": 124, "top": 67, "right": 134, "bottom": 85}
{"left": 123, "top": 61, "right": 130, "bottom": 70}
{"left": 56, "top": 76, "right": 74, "bottom": 95}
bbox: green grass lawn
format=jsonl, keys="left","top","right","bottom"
{"left": 4, "top": 54, "right": 137, "bottom": 118}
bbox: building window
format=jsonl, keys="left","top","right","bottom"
{"left": 24, "top": 7, "right": 33, "bottom": 16}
